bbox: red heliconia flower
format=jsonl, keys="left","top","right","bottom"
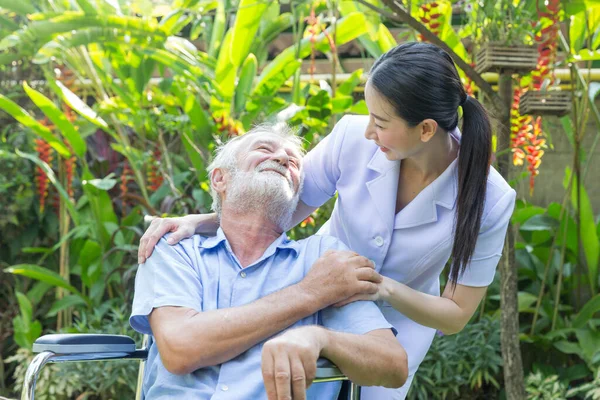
{"left": 34, "top": 138, "right": 53, "bottom": 213}
{"left": 147, "top": 147, "right": 164, "bottom": 192}
{"left": 417, "top": 2, "right": 443, "bottom": 42}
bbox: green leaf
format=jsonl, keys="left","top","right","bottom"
{"left": 207, "top": 0, "right": 225, "bottom": 58}
{"left": 349, "top": 100, "right": 369, "bottom": 115}
{"left": 518, "top": 291, "right": 538, "bottom": 313}
{"left": 560, "top": 116, "right": 576, "bottom": 150}
{"left": 27, "top": 282, "right": 52, "bottom": 306}
{"left": 337, "top": 69, "right": 363, "bottom": 97}
{"left": 47, "top": 295, "right": 87, "bottom": 317}
{"left": 0, "top": 0, "right": 36, "bottom": 15}
{"left": 159, "top": 10, "right": 187, "bottom": 35}
{"left": 23, "top": 81, "right": 86, "bottom": 158}
{"left": 5, "top": 264, "right": 89, "bottom": 305}
{"left": 16, "top": 149, "right": 80, "bottom": 225}
{"left": 85, "top": 176, "right": 117, "bottom": 191}
{"left": 564, "top": 167, "right": 599, "bottom": 293}
{"left": 234, "top": 53, "right": 257, "bottom": 115}
{"left": 214, "top": 29, "right": 236, "bottom": 102}
{"left": 0, "top": 94, "right": 71, "bottom": 157}
{"left": 376, "top": 24, "right": 397, "bottom": 53}
{"left": 511, "top": 203, "right": 546, "bottom": 225}
{"left": 250, "top": 12, "right": 294, "bottom": 59}
{"left": 572, "top": 295, "right": 600, "bottom": 328}
{"left": 190, "top": 18, "right": 203, "bottom": 41}
{"left": 332, "top": 95, "right": 353, "bottom": 114}
{"left": 229, "top": 0, "right": 270, "bottom": 69}
{"left": 569, "top": 48, "right": 600, "bottom": 62}
{"left": 77, "top": 240, "right": 102, "bottom": 288}
{"left": 519, "top": 214, "right": 559, "bottom": 231}
{"left": 52, "top": 80, "right": 110, "bottom": 131}
{"left": 75, "top": 0, "right": 97, "bottom": 14}
{"left": 15, "top": 292, "right": 33, "bottom": 323}
{"left": 554, "top": 340, "right": 581, "bottom": 355}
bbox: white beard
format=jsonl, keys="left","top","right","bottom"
{"left": 224, "top": 160, "right": 302, "bottom": 230}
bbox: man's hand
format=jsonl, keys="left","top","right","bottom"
{"left": 138, "top": 216, "right": 199, "bottom": 263}
{"left": 261, "top": 326, "right": 328, "bottom": 400}
{"left": 298, "top": 250, "right": 381, "bottom": 308}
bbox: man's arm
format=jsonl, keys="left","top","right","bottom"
{"left": 261, "top": 326, "right": 407, "bottom": 400}
{"left": 148, "top": 250, "right": 380, "bottom": 375}
{"left": 321, "top": 328, "right": 407, "bottom": 387}
{"left": 149, "top": 285, "right": 317, "bottom": 375}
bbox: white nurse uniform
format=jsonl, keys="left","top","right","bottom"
{"left": 301, "top": 115, "right": 517, "bottom": 399}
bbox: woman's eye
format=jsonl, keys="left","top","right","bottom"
{"left": 375, "top": 124, "right": 383, "bottom": 129}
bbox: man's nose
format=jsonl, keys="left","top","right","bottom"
{"left": 271, "top": 149, "right": 289, "bottom": 167}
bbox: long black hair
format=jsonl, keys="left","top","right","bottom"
{"left": 369, "top": 42, "right": 492, "bottom": 285}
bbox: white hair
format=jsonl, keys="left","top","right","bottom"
{"left": 207, "top": 123, "right": 305, "bottom": 218}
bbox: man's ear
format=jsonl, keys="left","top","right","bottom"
{"left": 419, "top": 119, "right": 438, "bottom": 143}
{"left": 211, "top": 168, "right": 228, "bottom": 194}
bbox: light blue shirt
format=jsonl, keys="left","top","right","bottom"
{"left": 300, "top": 115, "right": 517, "bottom": 399}
{"left": 130, "top": 228, "right": 394, "bottom": 400}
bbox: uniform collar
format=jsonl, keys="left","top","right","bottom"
{"left": 366, "top": 143, "right": 458, "bottom": 232}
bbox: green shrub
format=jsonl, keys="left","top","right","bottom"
{"left": 408, "top": 316, "right": 502, "bottom": 400}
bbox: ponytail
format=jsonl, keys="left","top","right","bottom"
{"left": 450, "top": 96, "right": 492, "bottom": 284}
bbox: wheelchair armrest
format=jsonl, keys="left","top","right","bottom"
{"left": 315, "top": 358, "right": 346, "bottom": 381}
{"left": 33, "top": 334, "right": 137, "bottom": 354}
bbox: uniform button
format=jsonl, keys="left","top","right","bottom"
{"left": 374, "top": 236, "right": 384, "bottom": 247}
{"left": 221, "top": 385, "right": 229, "bottom": 391}
{"left": 240, "top": 271, "right": 247, "bottom": 278}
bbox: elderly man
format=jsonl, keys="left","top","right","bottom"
{"left": 130, "top": 124, "right": 408, "bottom": 400}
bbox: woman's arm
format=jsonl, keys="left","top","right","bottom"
{"left": 336, "top": 277, "right": 487, "bottom": 335}
{"left": 384, "top": 278, "right": 487, "bottom": 334}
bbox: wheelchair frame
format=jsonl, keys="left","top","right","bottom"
{"left": 22, "top": 333, "right": 361, "bottom": 400}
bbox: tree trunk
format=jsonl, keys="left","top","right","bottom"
{"left": 497, "top": 72, "right": 526, "bottom": 399}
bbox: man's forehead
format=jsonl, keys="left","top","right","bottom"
{"left": 243, "top": 132, "right": 301, "bottom": 156}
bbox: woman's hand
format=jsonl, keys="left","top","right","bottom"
{"left": 138, "top": 215, "right": 211, "bottom": 263}
{"left": 332, "top": 276, "right": 392, "bottom": 307}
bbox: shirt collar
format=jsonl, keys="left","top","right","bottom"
{"left": 200, "top": 227, "right": 301, "bottom": 256}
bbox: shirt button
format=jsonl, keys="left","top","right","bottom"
{"left": 221, "top": 385, "right": 229, "bottom": 391}
{"left": 240, "top": 271, "right": 247, "bottom": 278}
{"left": 374, "top": 236, "right": 384, "bottom": 247}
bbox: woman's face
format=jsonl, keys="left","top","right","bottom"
{"left": 363, "top": 81, "right": 423, "bottom": 161}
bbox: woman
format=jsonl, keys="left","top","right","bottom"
{"left": 137, "top": 42, "right": 516, "bottom": 398}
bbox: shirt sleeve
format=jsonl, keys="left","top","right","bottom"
{"left": 129, "top": 236, "right": 203, "bottom": 335}
{"left": 455, "top": 188, "right": 517, "bottom": 287}
{"left": 314, "top": 235, "right": 396, "bottom": 336}
{"left": 320, "top": 301, "right": 396, "bottom": 336}
{"left": 300, "top": 116, "right": 352, "bottom": 208}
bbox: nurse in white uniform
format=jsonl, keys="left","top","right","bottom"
{"left": 138, "top": 42, "right": 516, "bottom": 399}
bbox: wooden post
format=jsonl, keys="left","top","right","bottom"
{"left": 497, "top": 71, "right": 526, "bottom": 399}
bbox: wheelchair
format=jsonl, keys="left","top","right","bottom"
{"left": 21, "top": 333, "right": 362, "bottom": 399}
